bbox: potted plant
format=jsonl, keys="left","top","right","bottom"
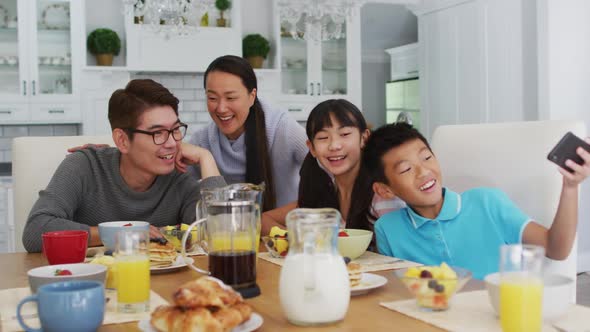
{"left": 87, "top": 28, "right": 121, "bottom": 66}
{"left": 215, "top": 0, "right": 231, "bottom": 27}
{"left": 242, "top": 34, "right": 270, "bottom": 69}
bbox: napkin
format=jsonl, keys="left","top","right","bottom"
{"left": 258, "top": 251, "right": 422, "bottom": 272}
{"left": 0, "top": 287, "right": 168, "bottom": 332}
{"left": 380, "top": 290, "right": 590, "bottom": 332}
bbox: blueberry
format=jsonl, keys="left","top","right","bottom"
{"left": 420, "top": 270, "right": 433, "bottom": 278}
{"left": 434, "top": 284, "right": 445, "bottom": 293}
{"left": 428, "top": 280, "right": 438, "bottom": 289}
{"left": 343, "top": 256, "right": 351, "bottom": 265}
{"left": 267, "top": 240, "right": 274, "bottom": 248}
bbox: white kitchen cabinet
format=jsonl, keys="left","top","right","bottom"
{"left": 124, "top": 1, "right": 242, "bottom": 72}
{"left": 0, "top": 0, "right": 83, "bottom": 124}
{"left": 80, "top": 70, "right": 130, "bottom": 135}
{"left": 385, "top": 43, "right": 418, "bottom": 81}
{"left": 274, "top": 2, "right": 362, "bottom": 118}
{"left": 412, "top": 0, "right": 530, "bottom": 138}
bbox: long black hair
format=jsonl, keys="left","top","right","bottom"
{"left": 297, "top": 99, "right": 376, "bottom": 230}
{"left": 204, "top": 55, "right": 276, "bottom": 211}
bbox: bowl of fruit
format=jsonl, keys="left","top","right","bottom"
{"left": 394, "top": 263, "right": 472, "bottom": 311}
{"left": 262, "top": 226, "right": 289, "bottom": 258}
{"left": 28, "top": 263, "right": 107, "bottom": 293}
{"left": 337, "top": 229, "right": 372, "bottom": 260}
{"left": 160, "top": 224, "right": 199, "bottom": 252}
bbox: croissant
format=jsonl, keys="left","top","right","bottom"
{"left": 173, "top": 277, "right": 242, "bottom": 309}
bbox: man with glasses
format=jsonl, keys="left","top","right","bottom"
{"left": 23, "top": 79, "right": 226, "bottom": 252}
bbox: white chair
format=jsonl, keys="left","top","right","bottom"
{"left": 431, "top": 120, "right": 585, "bottom": 300}
{"left": 12, "top": 135, "right": 113, "bottom": 252}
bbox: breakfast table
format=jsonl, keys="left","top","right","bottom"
{"left": 0, "top": 252, "right": 486, "bottom": 332}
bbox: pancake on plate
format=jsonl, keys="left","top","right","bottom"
{"left": 347, "top": 262, "right": 362, "bottom": 288}
{"left": 149, "top": 238, "right": 177, "bottom": 268}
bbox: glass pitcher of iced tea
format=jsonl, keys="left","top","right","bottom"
{"left": 279, "top": 208, "right": 350, "bottom": 326}
{"left": 182, "top": 199, "right": 258, "bottom": 290}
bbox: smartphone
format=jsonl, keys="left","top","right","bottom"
{"left": 547, "top": 132, "right": 590, "bottom": 172}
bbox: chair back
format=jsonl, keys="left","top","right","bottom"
{"left": 12, "top": 135, "right": 113, "bottom": 252}
{"left": 431, "top": 120, "right": 585, "bottom": 299}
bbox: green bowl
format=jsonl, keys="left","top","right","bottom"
{"left": 337, "top": 229, "right": 372, "bottom": 260}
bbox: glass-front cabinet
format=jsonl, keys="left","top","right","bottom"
{"left": 0, "top": 0, "right": 81, "bottom": 124}
{"left": 276, "top": 5, "right": 361, "bottom": 120}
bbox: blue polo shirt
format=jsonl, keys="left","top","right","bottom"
{"left": 375, "top": 188, "right": 531, "bottom": 279}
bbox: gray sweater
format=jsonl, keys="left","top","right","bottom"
{"left": 22, "top": 147, "right": 226, "bottom": 253}
{"left": 188, "top": 99, "right": 308, "bottom": 207}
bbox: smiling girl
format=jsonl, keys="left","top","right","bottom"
{"left": 262, "top": 99, "right": 405, "bottom": 234}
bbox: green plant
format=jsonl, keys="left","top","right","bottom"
{"left": 243, "top": 34, "right": 270, "bottom": 59}
{"left": 215, "top": 0, "right": 231, "bottom": 18}
{"left": 86, "top": 28, "right": 121, "bottom": 55}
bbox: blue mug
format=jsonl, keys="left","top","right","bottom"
{"left": 16, "top": 281, "right": 105, "bottom": 332}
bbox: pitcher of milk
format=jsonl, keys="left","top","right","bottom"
{"left": 279, "top": 208, "right": 350, "bottom": 326}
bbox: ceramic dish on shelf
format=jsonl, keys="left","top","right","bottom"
{"left": 41, "top": 3, "right": 70, "bottom": 30}
{"left": 0, "top": 5, "right": 8, "bottom": 28}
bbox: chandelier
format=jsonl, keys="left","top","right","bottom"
{"left": 277, "top": 0, "right": 365, "bottom": 42}
{"left": 123, "top": 0, "right": 215, "bottom": 36}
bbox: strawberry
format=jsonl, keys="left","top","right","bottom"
{"left": 123, "top": 223, "right": 133, "bottom": 226}
{"left": 54, "top": 269, "right": 72, "bottom": 276}
{"left": 338, "top": 231, "right": 349, "bottom": 237}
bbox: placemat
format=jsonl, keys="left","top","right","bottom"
{"left": 380, "top": 290, "right": 590, "bottom": 332}
{"left": 258, "top": 251, "right": 422, "bottom": 272}
{"left": 0, "top": 287, "right": 168, "bottom": 332}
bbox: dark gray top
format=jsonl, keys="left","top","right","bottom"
{"left": 22, "top": 147, "right": 226, "bottom": 252}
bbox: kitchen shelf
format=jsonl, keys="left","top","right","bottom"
{"left": 83, "top": 66, "right": 129, "bottom": 72}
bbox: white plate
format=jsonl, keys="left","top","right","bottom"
{"left": 41, "top": 3, "right": 70, "bottom": 29}
{"left": 137, "top": 312, "right": 263, "bottom": 332}
{"left": 350, "top": 273, "right": 387, "bottom": 296}
{"left": 150, "top": 256, "right": 193, "bottom": 274}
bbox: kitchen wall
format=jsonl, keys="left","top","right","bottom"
{"left": 0, "top": 125, "right": 80, "bottom": 163}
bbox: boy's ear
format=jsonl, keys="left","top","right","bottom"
{"left": 113, "top": 128, "right": 130, "bottom": 154}
{"left": 306, "top": 140, "right": 317, "bottom": 158}
{"left": 360, "top": 129, "right": 370, "bottom": 149}
{"left": 373, "top": 182, "right": 397, "bottom": 200}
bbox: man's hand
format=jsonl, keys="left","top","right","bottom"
{"left": 67, "top": 143, "right": 110, "bottom": 153}
{"left": 149, "top": 225, "right": 164, "bottom": 239}
{"left": 559, "top": 137, "right": 590, "bottom": 188}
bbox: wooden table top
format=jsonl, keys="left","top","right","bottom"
{"left": 0, "top": 252, "right": 484, "bottom": 331}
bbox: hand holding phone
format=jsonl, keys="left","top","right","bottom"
{"left": 547, "top": 132, "right": 590, "bottom": 173}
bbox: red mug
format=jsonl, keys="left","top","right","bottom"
{"left": 42, "top": 230, "right": 89, "bottom": 265}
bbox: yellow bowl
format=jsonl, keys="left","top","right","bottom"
{"left": 337, "top": 229, "right": 372, "bottom": 260}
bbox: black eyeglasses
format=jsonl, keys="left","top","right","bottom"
{"left": 126, "top": 123, "right": 188, "bottom": 145}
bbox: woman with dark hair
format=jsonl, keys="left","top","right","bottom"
{"left": 262, "top": 99, "right": 405, "bottom": 234}
{"left": 182, "top": 55, "right": 308, "bottom": 211}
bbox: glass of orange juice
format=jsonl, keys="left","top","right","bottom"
{"left": 499, "top": 244, "right": 544, "bottom": 332}
{"left": 114, "top": 230, "right": 150, "bottom": 313}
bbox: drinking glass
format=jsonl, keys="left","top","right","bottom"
{"left": 115, "top": 230, "right": 150, "bottom": 313}
{"left": 499, "top": 244, "right": 544, "bottom": 332}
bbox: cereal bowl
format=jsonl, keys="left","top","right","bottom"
{"left": 394, "top": 264, "right": 472, "bottom": 311}
{"left": 98, "top": 221, "right": 149, "bottom": 252}
{"left": 337, "top": 229, "right": 372, "bottom": 260}
{"left": 28, "top": 263, "right": 107, "bottom": 293}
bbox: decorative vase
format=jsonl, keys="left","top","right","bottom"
{"left": 200, "top": 13, "right": 209, "bottom": 26}
{"left": 217, "top": 18, "right": 226, "bottom": 27}
{"left": 247, "top": 56, "right": 264, "bottom": 69}
{"left": 96, "top": 54, "right": 114, "bottom": 66}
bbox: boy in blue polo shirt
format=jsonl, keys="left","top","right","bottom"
{"left": 363, "top": 123, "right": 590, "bottom": 279}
